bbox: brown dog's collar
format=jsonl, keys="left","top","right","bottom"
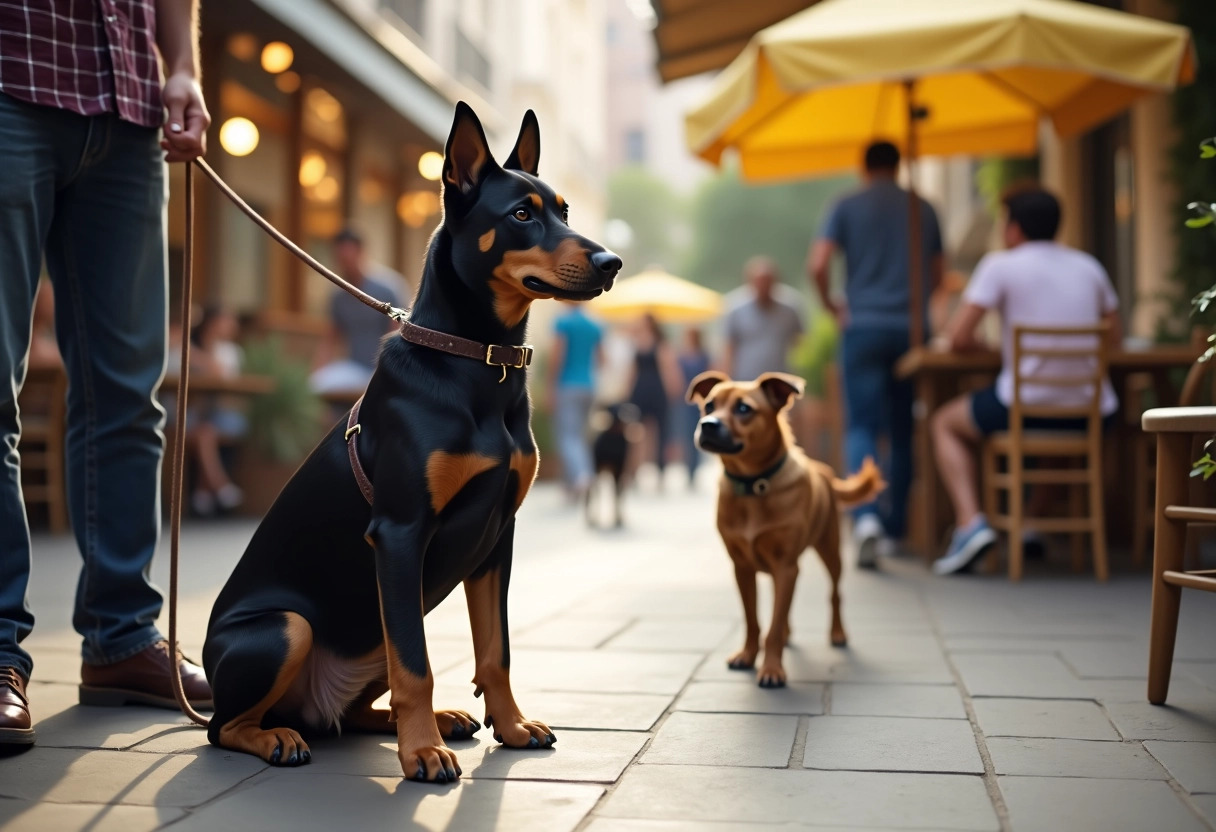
{"left": 724, "top": 453, "right": 789, "bottom": 497}
{"left": 347, "top": 396, "right": 374, "bottom": 505}
{"left": 399, "top": 320, "right": 533, "bottom": 382}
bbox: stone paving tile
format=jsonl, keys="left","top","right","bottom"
{"left": 1143, "top": 741, "right": 1216, "bottom": 794}
{"left": 585, "top": 820, "right": 903, "bottom": 832}
{"left": 1103, "top": 696, "right": 1216, "bottom": 742}
{"left": 513, "top": 617, "right": 629, "bottom": 649}
{"left": 289, "top": 729, "right": 646, "bottom": 782}
{"left": 1080, "top": 676, "right": 1212, "bottom": 704}
{"left": 803, "top": 716, "right": 983, "bottom": 774}
{"left": 0, "top": 799, "right": 183, "bottom": 832}
{"left": 603, "top": 618, "right": 737, "bottom": 652}
{"left": 1193, "top": 794, "right": 1216, "bottom": 827}
{"left": 987, "top": 737, "right": 1169, "bottom": 779}
{"left": 0, "top": 747, "right": 265, "bottom": 807}
{"left": 641, "top": 712, "right": 797, "bottom": 768}
{"left": 24, "top": 681, "right": 202, "bottom": 750}
{"left": 952, "top": 653, "right": 1089, "bottom": 699}
{"left": 696, "top": 638, "right": 954, "bottom": 686}
{"left": 574, "top": 587, "right": 743, "bottom": 619}
{"left": 600, "top": 765, "right": 999, "bottom": 830}
{"left": 672, "top": 681, "right": 825, "bottom": 715}
{"left": 22, "top": 648, "right": 82, "bottom": 685}
{"left": 168, "top": 772, "right": 604, "bottom": 832}
{"left": 1178, "top": 661, "right": 1216, "bottom": 693}
{"left": 436, "top": 648, "right": 703, "bottom": 695}
{"left": 971, "top": 698, "right": 1120, "bottom": 740}
{"left": 999, "top": 776, "right": 1208, "bottom": 832}
{"left": 829, "top": 683, "right": 966, "bottom": 719}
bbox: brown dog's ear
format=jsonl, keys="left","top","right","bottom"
{"left": 443, "top": 101, "right": 496, "bottom": 197}
{"left": 504, "top": 110, "right": 540, "bottom": 176}
{"left": 757, "top": 373, "right": 806, "bottom": 411}
{"left": 686, "top": 371, "right": 730, "bottom": 404}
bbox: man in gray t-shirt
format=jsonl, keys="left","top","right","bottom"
{"left": 310, "top": 228, "right": 403, "bottom": 394}
{"left": 723, "top": 257, "right": 804, "bottom": 381}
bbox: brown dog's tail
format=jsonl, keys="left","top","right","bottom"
{"left": 829, "top": 456, "right": 886, "bottom": 508}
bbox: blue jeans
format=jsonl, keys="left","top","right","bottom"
{"left": 554, "top": 387, "right": 594, "bottom": 489}
{"left": 840, "top": 326, "right": 913, "bottom": 538}
{"left": 0, "top": 94, "right": 168, "bottom": 678}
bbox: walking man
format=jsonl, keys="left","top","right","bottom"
{"left": 1, "top": 0, "right": 213, "bottom": 748}
{"left": 809, "top": 141, "right": 944, "bottom": 568}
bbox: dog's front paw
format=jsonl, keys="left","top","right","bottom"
{"left": 400, "top": 744, "right": 462, "bottom": 784}
{"left": 756, "top": 663, "right": 787, "bottom": 689}
{"left": 727, "top": 648, "right": 758, "bottom": 671}
{"left": 485, "top": 713, "right": 556, "bottom": 749}
{"left": 435, "top": 709, "right": 481, "bottom": 741}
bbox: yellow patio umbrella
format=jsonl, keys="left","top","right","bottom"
{"left": 589, "top": 267, "right": 724, "bottom": 324}
{"left": 686, "top": 0, "right": 1196, "bottom": 345}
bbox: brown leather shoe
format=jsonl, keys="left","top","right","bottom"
{"left": 0, "top": 667, "right": 35, "bottom": 746}
{"left": 79, "top": 640, "right": 213, "bottom": 710}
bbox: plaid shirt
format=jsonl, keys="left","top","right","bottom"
{"left": 0, "top": 0, "right": 163, "bottom": 128}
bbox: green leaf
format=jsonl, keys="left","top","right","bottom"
{"left": 1186, "top": 215, "right": 1215, "bottom": 228}
{"left": 1202, "top": 144, "right": 1216, "bottom": 159}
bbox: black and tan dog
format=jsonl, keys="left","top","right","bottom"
{"left": 686, "top": 372, "right": 884, "bottom": 688}
{"left": 202, "top": 103, "right": 621, "bottom": 783}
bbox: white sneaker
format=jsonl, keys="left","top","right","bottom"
{"left": 216, "top": 484, "right": 244, "bottom": 511}
{"left": 854, "top": 514, "right": 885, "bottom": 569}
{"left": 933, "top": 518, "right": 998, "bottom": 575}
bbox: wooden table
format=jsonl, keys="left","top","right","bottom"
{"left": 895, "top": 344, "right": 1203, "bottom": 557}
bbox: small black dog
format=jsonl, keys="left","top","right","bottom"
{"left": 201, "top": 103, "right": 620, "bottom": 783}
{"left": 586, "top": 402, "right": 641, "bottom": 529}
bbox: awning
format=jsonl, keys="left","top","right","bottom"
{"left": 651, "top": 0, "right": 818, "bottom": 82}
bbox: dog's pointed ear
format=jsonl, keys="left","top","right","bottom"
{"left": 504, "top": 110, "right": 540, "bottom": 176}
{"left": 686, "top": 371, "right": 730, "bottom": 405}
{"left": 443, "top": 102, "right": 497, "bottom": 200}
{"left": 758, "top": 373, "right": 805, "bottom": 411}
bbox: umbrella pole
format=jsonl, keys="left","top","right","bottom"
{"left": 905, "top": 79, "right": 925, "bottom": 349}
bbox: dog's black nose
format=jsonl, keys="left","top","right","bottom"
{"left": 698, "top": 417, "right": 728, "bottom": 442}
{"left": 591, "top": 251, "right": 622, "bottom": 278}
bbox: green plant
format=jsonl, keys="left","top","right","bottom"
{"left": 1186, "top": 137, "right": 1216, "bottom": 482}
{"left": 241, "top": 336, "right": 324, "bottom": 464}
{"left": 974, "top": 156, "right": 1040, "bottom": 216}
{"left": 788, "top": 306, "right": 839, "bottom": 398}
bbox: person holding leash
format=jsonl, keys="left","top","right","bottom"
{"left": 0, "top": 0, "right": 213, "bottom": 748}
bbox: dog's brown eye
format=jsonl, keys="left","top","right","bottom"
{"left": 561, "top": 207, "right": 569, "bottom": 225}
{"left": 704, "top": 401, "right": 715, "bottom": 414}
{"left": 734, "top": 401, "right": 752, "bottom": 415}
{"left": 513, "top": 207, "right": 530, "bottom": 221}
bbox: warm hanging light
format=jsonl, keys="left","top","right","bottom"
{"left": 298, "top": 151, "right": 327, "bottom": 187}
{"left": 219, "top": 117, "right": 259, "bottom": 157}
{"left": 226, "top": 33, "right": 258, "bottom": 62}
{"left": 313, "top": 176, "right": 340, "bottom": 203}
{"left": 417, "top": 151, "right": 444, "bottom": 181}
{"left": 275, "top": 71, "right": 301, "bottom": 94}
{"left": 260, "top": 41, "right": 294, "bottom": 74}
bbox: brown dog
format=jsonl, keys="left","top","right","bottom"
{"left": 686, "top": 371, "right": 885, "bottom": 688}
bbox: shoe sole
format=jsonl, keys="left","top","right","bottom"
{"left": 933, "top": 529, "right": 998, "bottom": 575}
{"left": 79, "top": 685, "right": 213, "bottom": 711}
{"left": 0, "top": 726, "right": 35, "bottom": 746}
{"left": 857, "top": 535, "right": 879, "bottom": 569}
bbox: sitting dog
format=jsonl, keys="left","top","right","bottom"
{"left": 586, "top": 402, "right": 642, "bottom": 528}
{"left": 686, "top": 371, "right": 884, "bottom": 688}
{"left": 202, "top": 103, "right": 621, "bottom": 783}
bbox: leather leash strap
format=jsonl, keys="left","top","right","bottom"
{"left": 346, "top": 397, "right": 374, "bottom": 505}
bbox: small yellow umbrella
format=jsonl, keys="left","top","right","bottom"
{"left": 589, "top": 268, "right": 723, "bottom": 324}
{"left": 686, "top": 0, "right": 1196, "bottom": 344}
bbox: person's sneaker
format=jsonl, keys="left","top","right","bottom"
{"left": 216, "top": 483, "right": 244, "bottom": 511}
{"left": 0, "top": 667, "right": 35, "bottom": 748}
{"left": 191, "top": 490, "right": 216, "bottom": 516}
{"left": 933, "top": 517, "right": 998, "bottom": 575}
{"left": 854, "top": 513, "right": 886, "bottom": 570}
{"left": 79, "top": 640, "right": 212, "bottom": 710}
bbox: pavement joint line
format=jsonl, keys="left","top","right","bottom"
{"left": 923, "top": 582, "right": 1012, "bottom": 832}
{"left": 592, "top": 617, "right": 639, "bottom": 649}
{"left": 822, "top": 680, "right": 833, "bottom": 715}
{"left": 787, "top": 714, "right": 811, "bottom": 769}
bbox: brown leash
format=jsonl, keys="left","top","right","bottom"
{"left": 166, "top": 159, "right": 535, "bottom": 727}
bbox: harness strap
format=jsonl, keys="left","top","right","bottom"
{"left": 347, "top": 396, "right": 374, "bottom": 505}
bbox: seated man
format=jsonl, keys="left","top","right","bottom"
{"left": 310, "top": 227, "right": 404, "bottom": 394}
{"left": 930, "top": 187, "right": 1121, "bottom": 575}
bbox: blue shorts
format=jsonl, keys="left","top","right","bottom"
{"left": 969, "top": 386, "right": 1114, "bottom": 436}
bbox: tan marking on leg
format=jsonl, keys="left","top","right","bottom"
{"left": 426, "top": 451, "right": 498, "bottom": 514}
{"left": 385, "top": 643, "right": 460, "bottom": 781}
{"left": 216, "top": 612, "right": 314, "bottom": 765}
{"left": 464, "top": 572, "right": 553, "bottom": 749}
{"left": 510, "top": 450, "right": 538, "bottom": 512}
{"left": 478, "top": 229, "right": 495, "bottom": 252}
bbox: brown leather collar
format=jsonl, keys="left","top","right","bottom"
{"left": 347, "top": 397, "right": 374, "bottom": 505}
{"left": 399, "top": 320, "right": 533, "bottom": 379}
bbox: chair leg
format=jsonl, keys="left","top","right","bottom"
{"left": 1148, "top": 433, "right": 1187, "bottom": 705}
{"left": 1132, "top": 436, "right": 1152, "bottom": 568}
{"left": 981, "top": 443, "right": 1001, "bottom": 573}
{"left": 1070, "top": 476, "right": 1085, "bottom": 573}
{"left": 1009, "top": 451, "right": 1024, "bottom": 582}
{"left": 1089, "top": 450, "right": 1109, "bottom": 583}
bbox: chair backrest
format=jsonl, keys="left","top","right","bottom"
{"left": 1010, "top": 324, "right": 1109, "bottom": 434}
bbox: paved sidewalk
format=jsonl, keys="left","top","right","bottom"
{"left": 2, "top": 473, "right": 1215, "bottom": 832}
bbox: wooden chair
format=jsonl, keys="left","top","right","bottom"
{"left": 18, "top": 365, "right": 68, "bottom": 532}
{"left": 1142, "top": 406, "right": 1216, "bottom": 704}
{"left": 981, "top": 325, "right": 1110, "bottom": 582}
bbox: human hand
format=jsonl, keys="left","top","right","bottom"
{"left": 161, "top": 73, "right": 210, "bottom": 162}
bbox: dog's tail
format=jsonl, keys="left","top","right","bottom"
{"left": 829, "top": 456, "right": 886, "bottom": 508}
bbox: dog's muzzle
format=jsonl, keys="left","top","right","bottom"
{"left": 697, "top": 416, "right": 743, "bottom": 454}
